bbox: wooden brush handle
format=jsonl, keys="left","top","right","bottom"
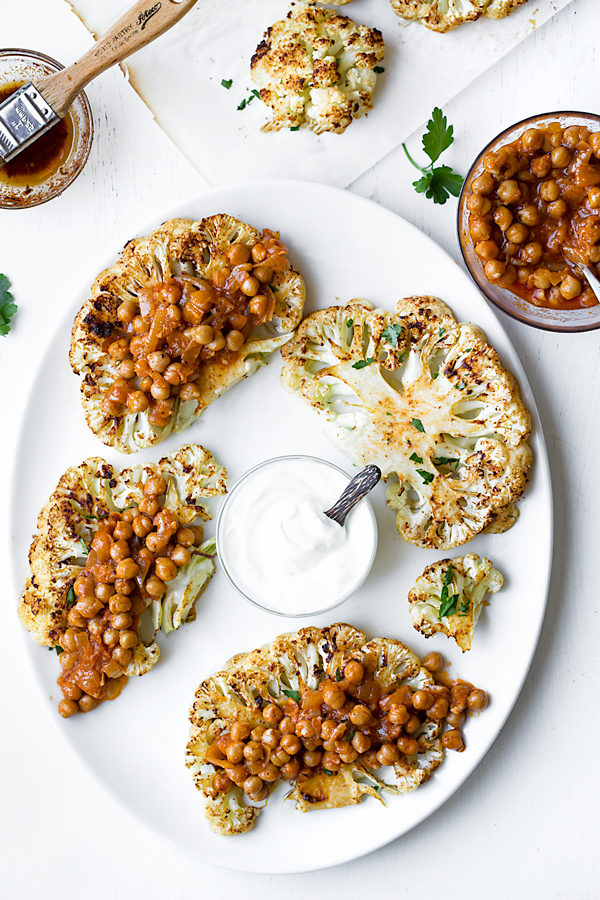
{"left": 36, "top": 0, "right": 198, "bottom": 118}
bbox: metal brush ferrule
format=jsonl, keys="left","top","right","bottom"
{"left": 0, "top": 83, "right": 59, "bottom": 164}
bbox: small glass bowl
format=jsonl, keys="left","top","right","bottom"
{"left": 458, "top": 111, "right": 600, "bottom": 334}
{"left": 216, "top": 455, "right": 378, "bottom": 618}
{"left": 0, "top": 49, "right": 93, "bottom": 209}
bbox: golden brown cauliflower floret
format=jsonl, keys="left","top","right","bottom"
{"left": 250, "top": 2, "right": 385, "bottom": 135}
{"left": 281, "top": 296, "right": 532, "bottom": 549}
{"left": 186, "top": 624, "right": 445, "bottom": 835}
{"left": 389, "top": 0, "right": 527, "bottom": 32}
{"left": 409, "top": 553, "right": 504, "bottom": 651}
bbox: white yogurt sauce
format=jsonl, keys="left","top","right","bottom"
{"left": 217, "top": 457, "right": 377, "bottom": 616}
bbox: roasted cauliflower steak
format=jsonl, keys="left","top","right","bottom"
{"left": 389, "top": 0, "right": 527, "bottom": 32}
{"left": 281, "top": 296, "right": 532, "bottom": 549}
{"left": 18, "top": 444, "right": 227, "bottom": 661}
{"left": 251, "top": 2, "right": 385, "bottom": 134}
{"left": 70, "top": 215, "right": 306, "bottom": 453}
{"left": 186, "top": 624, "right": 444, "bottom": 835}
{"left": 409, "top": 553, "right": 504, "bottom": 651}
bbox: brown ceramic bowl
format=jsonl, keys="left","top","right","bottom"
{"left": 458, "top": 111, "right": 600, "bottom": 334}
{"left": 0, "top": 49, "right": 93, "bottom": 209}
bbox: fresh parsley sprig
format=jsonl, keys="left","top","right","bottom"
{"left": 0, "top": 274, "right": 17, "bottom": 336}
{"left": 438, "top": 564, "right": 459, "bottom": 620}
{"left": 402, "top": 108, "right": 463, "bottom": 205}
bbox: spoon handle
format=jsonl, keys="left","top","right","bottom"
{"left": 36, "top": 0, "right": 198, "bottom": 118}
{"left": 324, "top": 465, "right": 381, "bottom": 526}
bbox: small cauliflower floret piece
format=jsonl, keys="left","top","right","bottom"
{"left": 389, "top": 0, "right": 527, "bottom": 32}
{"left": 281, "top": 296, "right": 532, "bottom": 550}
{"left": 251, "top": 2, "right": 385, "bottom": 134}
{"left": 408, "top": 553, "right": 504, "bottom": 651}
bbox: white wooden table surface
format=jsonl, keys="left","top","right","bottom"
{"left": 1, "top": 1, "right": 598, "bottom": 897}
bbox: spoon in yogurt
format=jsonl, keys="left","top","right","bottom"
{"left": 324, "top": 465, "right": 382, "bottom": 526}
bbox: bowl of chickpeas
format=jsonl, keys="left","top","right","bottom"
{"left": 458, "top": 112, "right": 600, "bottom": 333}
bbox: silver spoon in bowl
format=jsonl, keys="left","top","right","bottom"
{"left": 324, "top": 465, "right": 382, "bottom": 526}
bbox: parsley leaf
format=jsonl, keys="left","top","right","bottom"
{"left": 346, "top": 318, "right": 353, "bottom": 328}
{"left": 422, "top": 106, "right": 454, "bottom": 164}
{"left": 346, "top": 730, "right": 355, "bottom": 742}
{"left": 411, "top": 417, "right": 425, "bottom": 432}
{"left": 48, "top": 645, "right": 63, "bottom": 655}
{"left": 323, "top": 768, "right": 333, "bottom": 775}
{"left": 282, "top": 689, "right": 300, "bottom": 704}
{"left": 417, "top": 469, "right": 434, "bottom": 485}
{"left": 290, "top": 125, "right": 300, "bottom": 132}
{"left": 221, "top": 78, "right": 232, "bottom": 89}
{"left": 374, "top": 66, "right": 385, "bottom": 74}
{"left": 237, "top": 98, "right": 247, "bottom": 111}
{"left": 438, "top": 564, "right": 459, "bottom": 620}
{"left": 382, "top": 324, "right": 403, "bottom": 348}
{"left": 79, "top": 537, "right": 88, "bottom": 554}
{"left": 433, "top": 456, "right": 459, "bottom": 469}
{"left": 402, "top": 108, "right": 463, "bottom": 206}
{"left": 336, "top": 667, "right": 343, "bottom": 682}
{"left": 0, "top": 274, "right": 17, "bottom": 336}
{"left": 409, "top": 452, "right": 423, "bottom": 463}
{"left": 458, "top": 599, "right": 470, "bottom": 617}
{"left": 456, "top": 380, "right": 467, "bottom": 390}
{"left": 433, "top": 372, "right": 439, "bottom": 380}
{"left": 66, "top": 587, "right": 76, "bottom": 608}
{"left": 352, "top": 357, "right": 376, "bottom": 370}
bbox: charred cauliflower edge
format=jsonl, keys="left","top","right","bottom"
{"left": 251, "top": 2, "right": 385, "bottom": 134}
{"left": 280, "top": 295, "right": 532, "bottom": 550}
{"left": 409, "top": 552, "right": 504, "bottom": 651}
{"left": 18, "top": 443, "right": 227, "bottom": 682}
{"left": 186, "top": 623, "right": 445, "bottom": 835}
{"left": 70, "top": 215, "right": 306, "bottom": 454}
{"left": 389, "top": 0, "right": 528, "bottom": 33}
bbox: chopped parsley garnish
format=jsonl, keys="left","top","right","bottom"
{"left": 456, "top": 380, "right": 466, "bottom": 390}
{"left": 433, "top": 372, "right": 439, "bottom": 380}
{"left": 323, "top": 769, "right": 333, "bottom": 775}
{"left": 352, "top": 357, "right": 376, "bottom": 370}
{"left": 290, "top": 125, "right": 300, "bottom": 131}
{"left": 382, "top": 323, "right": 403, "bottom": 348}
{"left": 237, "top": 99, "right": 248, "bottom": 111}
{"left": 0, "top": 274, "right": 17, "bottom": 336}
{"left": 434, "top": 456, "right": 459, "bottom": 469}
{"left": 66, "top": 587, "right": 76, "bottom": 608}
{"left": 221, "top": 78, "right": 232, "bottom": 89}
{"left": 346, "top": 730, "right": 355, "bottom": 742}
{"left": 79, "top": 536, "right": 88, "bottom": 554}
{"left": 438, "top": 564, "right": 459, "bottom": 619}
{"left": 374, "top": 66, "right": 385, "bottom": 74}
{"left": 409, "top": 452, "right": 423, "bottom": 464}
{"left": 336, "top": 667, "right": 343, "bottom": 682}
{"left": 50, "top": 645, "right": 63, "bottom": 655}
{"left": 402, "top": 108, "right": 463, "bottom": 205}
{"left": 458, "top": 599, "right": 471, "bottom": 617}
{"left": 282, "top": 689, "right": 300, "bottom": 704}
{"left": 438, "top": 327, "right": 445, "bottom": 338}
{"left": 411, "top": 417, "right": 425, "bottom": 432}
{"left": 346, "top": 318, "right": 353, "bottom": 328}
{"left": 417, "top": 469, "right": 434, "bottom": 485}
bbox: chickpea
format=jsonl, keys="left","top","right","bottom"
{"left": 61, "top": 680, "right": 82, "bottom": 700}
{"left": 351, "top": 732, "right": 371, "bottom": 754}
{"left": 442, "top": 729, "right": 465, "bottom": 751}
{"left": 163, "top": 363, "right": 185, "bottom": 386}
{"left": 428, "top": 698, "right": 450, "bottom": 720}
{"left": 397, "top": 735, "right": 419, "bottom": 756}
{"left": 474, "top": 240, "right": 499, "bottom": 261}
{"left": 225, "top": 330, "right": 245, "bottom": 352}
{"left": 590, "top": 132, "right": 600, "bottom": 157}
{"left": 78, "top": 694, "right": 98, "bottom": 713}
{"left": 58, "top": 699, "right": 79, "bottom": 718}
{"left": 252, "top": 264, "right": 272, "bottom": 284}
{"left": 121, "top": 507, "right": 138, "bottom": 523}
{"left": 151, "top": 380, "right": 170, "bottom": 402}
{"left": 412, "top": 690, "right": 434, "bottom": 711}
{"left": 422, "top": 652, "right": 443, "bottom": 673}
{"left": 469, "top": 216, "right": 492, "bottom": 242}
{"left": 127, "top": 391, "right": 149, "bottom": 414}
{"left": 483, "top": 147, "right": 507, "bottom": 173}
{"left": 539, "top": 179, "right": 560, "bottom": 202}
{"left": 228, "top": 722, "right": 250, "bottom": 743}
{"left": 377, "top": 743, "right": 400, "bottom": 766}
{"left": 112, "top": 647, "right": 133, "bottom": 668}
{"left": 446, "top": 710, "right": 466, "bottom": 729}
{"left": 548, "top": 199, "right": 567, "bottom": 219}
{"left": 154, "top": 557, "right": 178, "bottom": 582}
{"left": 132, "top": 515, "right": 153, "bottom": 539}
{"left": 260, "top": 763, "right": 280, "bottom": 783}
{"left": 451, "top": 684, "right": 470, "bottom": 713}
{"left": 518, "top": 204, "right": 539, "bottom": 226}
{"left": 118, "top": 630, "right": 137, "bottom": 650}
{"left": 559, "top": 274, "right": 582, "bottom": 299}
{"left": 520, "top": 242, "right": 543, "bottom": 265}
{"left": 493, "top": 206, "right": 513, "bottom": 231}
{"left": 405, "top": 714, "right": 421, "bottom": 734}
{"left": 229, "top": 764, "right": 249, "bottom": 786}
{"left": 270, "top": 749, "right": 290, "bottom": 767}
{"left": 117, "top": 299, "right": 137, "bottom": 324}
{"left": 471, "top": 172, "right": 495, "bottom": 194}
{"left": 190, "top": 525, "right": 204, "bottom": 546}
{"left": 226, "top": 741, "right": 246, "bottom": 764}
{"left": 321, "top": 751, "right": 341, "bottom": 771}
{"left": 496, "top": 179, "right": 521, "bottom": 205}
{"left": 530, "top": 154, "right": 552, "bottom": 178}
{"left": 484, "top": 259, "right": 506, "bottom": 282}
{"left": 139, "top": 497, "right": 160, "bottom": 517}
{"left": 249, "top": 295, "right": 268, "bottom": 317}
{"left": 227, "top": 242, "right": 251, "bottom": 265}
{"left": 338, "top": 743, "right": 359, "bottom": 764}
{"left": 241, "top": 275, "right": 259, "bottom": 297}
{"left": 349, "top": 704, "right": 371, "bottom": 727}
{"left": 506, "top": 223, "right": 529, "bottom": 244}
{"left": 145, "top": 575, "right": 166, "bottom": 599}
{"left": 521, "top": 128, "right": 544, "bottom": 153}
{"left": 251, "top": 243, "right": 267, "bottom": 263}
{"left": 213, "top": 772, "right": 234, "bottom": 794}
{"left": 302, "top": 690, "right": 323, "bottom": 710}
{"left": 551, "top": 146, "right": 571, "bottom": 168}
{"left": 190, "top": 324, "right": 214, "bottom": 345}
{"left": 588, "top": 187, "right": 600, "bottom": 209}
{"left": 207, "top": 331, "right": 226, "bottom": 353}
{"left": 242, "top": 775, "right": 264, "bottom": 796}
{"left": 281, "top": 759, "right": 301, "bottom": 779}
{"left": 108, "top": 338, "right": 130, "bottom": 360}
{"left": 279, "top": 716, "right": 295, "bottom": 734}
{"left": 467, "top": 689, "right": 489, "bottom": 712}
{"left": 497, "top": 264, "right": 517, "bottom": 287}
{"left": 147, "top": 352, "right": 171, "bottom": 373}
{"left": 466, "top": 193, "right": 492, "bottom": 215}
{"left": 261, "top": 728, "right": 281, "bottom": 750}
{"left": 115, "top": 558, "right": 138, "bottom": 580}
{"left": 295, "top": 719, "right": 317, "bottom": 740}
{"left": 388, "top": 703, "right": 410, "bottom": 725}
{"left": 243, "top": 741, "right": 265, "bottom": 762}
{"left": 67, "top": 609, "right": 87, "bottom": 628}
{"left": 280, "top": 734, "right": 301, "bottom": 755}
{"left": 251, "top": 725, "right": 267, "bottom": 742}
